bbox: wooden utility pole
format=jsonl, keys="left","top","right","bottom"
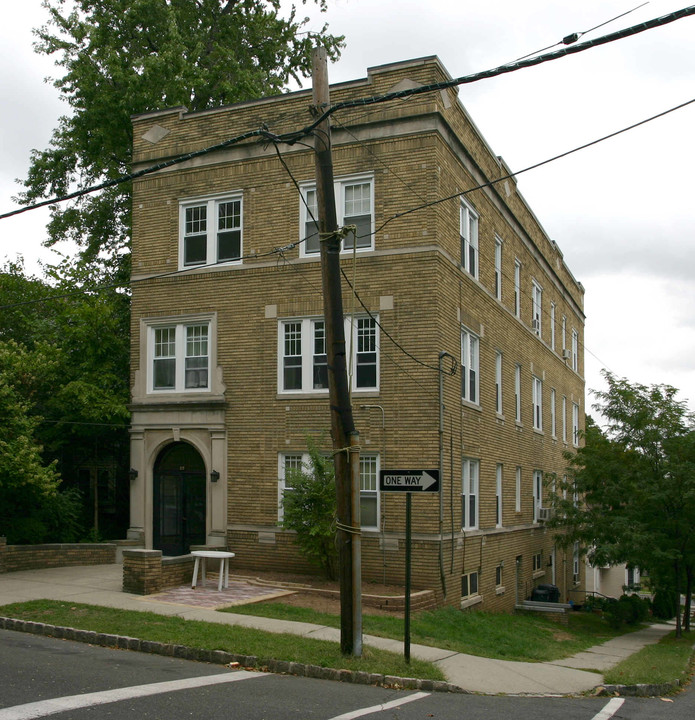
{"left": 311, "top": 46, "right": 362, "bottom": 656}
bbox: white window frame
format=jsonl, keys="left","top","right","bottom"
{"left": 531, "top": 280, "right": 542, "bottom": 337}
{"left": 514, "top": 259, "right": 521, "bottom": 318}
{"left": 562, "top": 396, "right": 568, "bottom": 443}
{"left": 147, "top": 319, "right": 211, "bottom": 394}
{"left": 278, "top": 315, "right": 379, "bottom": 394}
{"left": 532, "top": 376, "right": 543, "bottom": 431}
{"left": 550, "top": 302, "right": 556, "bottom": 350}
{"left": 460, "top": 327, "right": 480, "bottom": 405}
{"left": 278, "top": 452, "right": 306, "bottom": 522}
{"left": 571, "top": 329, "right": 579, "bottom": 372}
{"left": 494, "top": 235, "right": 502, "bottom": 300}
{"left": 573, "top": 542, "right": 580, "bottom": 581}
{"left": 515, "top": 466, "right": 521, "bottom": 512}
{"left": 462, "top": 458, "right": 479, "bottom": 530}
{"left": 299, "top": 174, "right": 374, "bottom": 257}
{"left": 495, "top": 351, "right": 503, "bottom": 415}
{"left": 550, "top": 388, "right": 557, "bottom": 437}
{"left": 461, "top": 570, "right": 479, "bottom": 599}
{"left": 359, "top": 453, "right": 380, "bottom": 531}
{"left": 573, "top": 402, "right": 580, "bottom": 446}
{"left": 514, "top": 364, "right": 522, "bottom": 422}
{"left": 533, "top": 469, "right": 543, "bottom": 523}
{"left": 460, "top": 199, "right": 479, "bottom": 278}
{"left": 179, "top": 193, "right": 243, "bottom": 270}
{"left": 562, "top": 315, "right": 567, "bottom": 352}
{"left": 495, "top": 463, "right": 503, "bottom": 528}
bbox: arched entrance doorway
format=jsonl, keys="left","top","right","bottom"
{"left": 153, "top": 442, "right": 206, "bottom": 556}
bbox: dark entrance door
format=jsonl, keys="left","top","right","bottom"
{"left": 153, "top": 442, "right": 206, "bottom": 556}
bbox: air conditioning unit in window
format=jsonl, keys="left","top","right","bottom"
{"left": 532, "top": 319, "right": 540, "bottom": 332}
{"left": 562, "top": 349, "right": 571, "bottom": 360}
{"left": 538, "top": 507, "right": 554, "bottom": 522}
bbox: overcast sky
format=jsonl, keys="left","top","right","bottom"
{"left": 1, "top": 0, "right": 694, "bottom": 414}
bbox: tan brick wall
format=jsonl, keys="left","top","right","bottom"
{"left": 130, "top": 57, "right": 585, "bottom": 612}
{"left": 0, "top": 542, "right": 116, "bottom": 574}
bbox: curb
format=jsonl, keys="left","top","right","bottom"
{"left": 0, "top": 616, "right": 465, "bottom": 695}
{"left": 596, "top": 681, "right": 681, "bottom": 697}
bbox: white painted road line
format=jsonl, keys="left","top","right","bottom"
{"left": 0, "top": 670, "right": 267, "bottom": 720}
{"left": 591, "top": 697, "right": 625, "bottom": 720}
{"left": 327, "top": 691, "right": 430, "bottom": 720}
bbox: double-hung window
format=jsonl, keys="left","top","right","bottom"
{"left": 150, "top": 321, "right": 210, "bottom": 392}
{"left": 532, "top": 376, "right": 543, "bottom": 431}
{"left": 571, "top": 329, "right": 579, "bottom": 371}
{"left": 495, "top": 464, "right": 503, "bottom": 527}
{"left": 550, "top": 388, "right": 557, "bottom": 437}
{"left": 460, "top": 327, "right": 479, "bottom": 404}
{"left": 180, "top": 194, "right": 242, "bottom": 268}
{"left": 573, "top": 402, "right": 580, "bottom": 446}
{"left": 300, "top": 175, "right": 374, "bottom": 255}
{"left": 515, "top": 466, "right": 521, "bottom": 512}
{"left": 461, "top": 571, "right": 479, "bottom": 599}
{"left": 531, "top": 280, "right": 542, "bottom": 337}
{"left": 359, "top": 454, "right": 380, "bottom": 530}
{"left": 562, "top": 395, "right": 568, "bottom": 443}
{"left": 460, "top": 200, "right": 479, "bottom": 277}
{"left": 495, "top": 351, "right": 503, "bottom": 415}
{"left": 278, "top": 453, "right": 304, "bottom": 521}
{"left": 550, "top": 302, "right": 556, "bottom": 350}
{"left": 279, "top": 316, "right": 378, "bottom": 393}
{"left": 462, "top": 458, "right": 479, "bottom": 530}
{"left": 514, "top": 364, "right": 522, "bottom": 422}
{"left": 514, "top": 260, "right": 521, "bottom": 317}
{"left": 494, "top": 236, "right": 502, "bottom": 300}
{"left": 533, "top": 469, "right": 543, "bottom": 523}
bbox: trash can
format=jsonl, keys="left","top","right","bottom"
{"left": 531, "top": 584, "right": 560, "bottom": 602}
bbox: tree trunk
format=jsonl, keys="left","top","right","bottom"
{"left": 682, "top": 565, "right": 692, "bottom": 632}
{"left": 674, "top": 559, "right": 682, "bottom": 638}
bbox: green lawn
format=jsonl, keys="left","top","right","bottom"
{"left": 604, "top": 630, "right": 695, "bottom": 686}
{"left": 0, "top": 600, "right": 442, "bottom": 681}
{"left": 223, "top": 603, "right": 629, "bottom": 662}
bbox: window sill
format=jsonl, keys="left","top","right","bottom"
{"left": 460, "top": 594, "right": 483, "bottom": 610}
{"left": 461, "top": 399, "right": 482, "bottom": 412}
{"left": 495, "top": 586, "right": 505, "bottom": 596}
{"left": 533, "top": 570, "right": 546, "bottom": 580}
{"left": 532, "top": 427, "right": 544, "bottom": 436}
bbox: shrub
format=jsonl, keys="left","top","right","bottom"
{"left": 652, "top": 588, "right": 678, "bottom": 620}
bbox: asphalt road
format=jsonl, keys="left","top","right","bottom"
{"left": 1, "top": 630, "right": 693, "bottom": 720}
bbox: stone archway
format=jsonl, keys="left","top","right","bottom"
{"left": 153, "top": 442, "right": 206, "bottom": 556}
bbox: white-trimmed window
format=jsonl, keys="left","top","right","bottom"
{"left": 300, "top": 175, "right": 374, "bottom": 255}
{"left": 515, "top": 364, "right": 522, "bottom": 422}
{"left": 531, "top": 280, "right": 542, "bottom": 337}
{"left": 494, "top": 235, "right": 502, "bottom": 300}
{"left": 460, "top": 327, "right": 480, "bottom": 405}
{"left": 550, "top": 302, "right": 556, "bottom": 350}
{"left": 533, "top": 469, "right": 543, "bottom": 523}
{"left": 532, "top": 376, "right": 543, "bottom": 431}
{"left": 460, "top": 199, "right": 479, "bottom": 277}
{"left": 179, "top": 194, "right": 242, "bottom": 268}
{"left": 571, "top": 329, "right": 579, "bottom": 372}
{"left": 515, "top": 466, "right": 521, "bottom": 512}
{"left": 461, "top": 570, "right": 479, "bottom": 599}
{"left": 278, "top": 316, "right": 378, "bottom": 393}
{"left": 550, "top": 388, "right": 557, "bottom": 437}
{"left": 514, "top": 259, "right": 521, "bottom": 317}
{"left": 573, "top": 402, "right": 580, "bottom": 446}
{"left": 562, "top": 315, "right": 567, "bottom": 352}
{"left": 573, "top": 542, "right": 580, "bottom": 582}
{"left": 360, "top": 454, "right": 380, "bottom": 530}
{"left": 462, "top": 458, "right": 479, "bottom": 530}
{"left": 149, "top": 321, "right": 210, "bottom": 392}
{"left": 278, "top": 453, "right": 304, "bottom": 521}
{"left": 495, "top": 463, "right": 503, "bottom": 527}
{"left": 562, "top": 396, "right": 568, "bottom": 443}
{"left": 495, "top": 351, "right": 503, "bottom": 415}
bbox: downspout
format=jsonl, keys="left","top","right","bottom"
{"left": 439, "top": 351, "right": 457, "bottom": 599}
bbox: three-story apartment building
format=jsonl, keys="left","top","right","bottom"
{"left": 128, "top": 56, "right": 585, "bottom": 610}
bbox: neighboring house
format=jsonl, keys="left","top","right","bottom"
{"left": 585, "top": 561, "right": 641, "bottom": 600}
{"left": 127, "top": 56, "right": 585, "bottom": 610}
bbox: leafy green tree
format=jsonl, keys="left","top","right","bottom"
{"left": 19, "top": 0, "right": 343, "bottom": 268}
{"left": 0, "top": 341, "right": 82, "bottom": 543}
{"left": 551, "top": 372, "right": 695, "bottom": 636}
{"left": 281, "top": 441, "right": 338, "bottom": 580}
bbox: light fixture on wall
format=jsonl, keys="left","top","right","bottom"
{"left": 210, "top": 470, "right": 220, "bottom": 483}
{"left": 129, "top": 468, "right": 138, "bottom": 481}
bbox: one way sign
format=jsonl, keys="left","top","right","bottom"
{"left": 379, "top": 469, "right": 440, "bottom": 492}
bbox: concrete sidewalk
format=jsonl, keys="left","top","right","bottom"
{"left": 0, "top": 564, "right": 674, "bottom": 695}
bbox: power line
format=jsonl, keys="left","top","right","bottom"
{"left": 3, "top": 5, "right": 693, "bottom": 225}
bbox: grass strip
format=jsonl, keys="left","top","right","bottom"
{"left": 223, "top": 604, "right": 631, "bottom": 662}
{"left": 603, "top": 630, "right": 695, "bottom": 686}
{"left": 0, "top": 600, "right": 443, "bottom": 681}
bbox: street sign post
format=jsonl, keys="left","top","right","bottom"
{"left": 379, "top": 469, "right": 439, "bottom": 662}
